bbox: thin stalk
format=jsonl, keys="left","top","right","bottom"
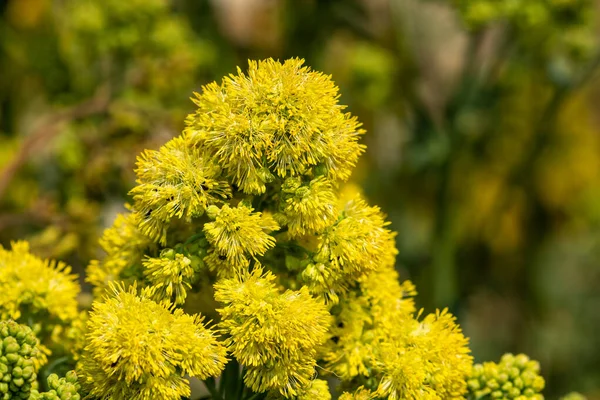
{"left": 203, "top": 377, "right": 223, "bottom": 400}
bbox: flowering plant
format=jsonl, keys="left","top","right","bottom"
{"left": 0, "top": 59, "right": 585, "bottom": 400}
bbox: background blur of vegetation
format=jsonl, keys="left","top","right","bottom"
{"left": 1, "top": 0, "right": 599, "bottom": 397}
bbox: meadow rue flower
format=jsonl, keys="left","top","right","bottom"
{"left": 300, "top": 197, "right": 397, "bottom": 302}
{"left": 78, "top": 284, "right": 227, "bottom": 400}
{"left": 87, "top": 211, "right": 151, "bottom": 297}
{"left": 325, "top": 266, "right": 417, "bottom": 380}
{"left": 184, "top": 58, "right": 365, "bottom": 194}
{"left": 266, "top": 379, "right": 332, "bottom": 400}
{"left": 204, "top": 204, "right": 279, "bottom": 275}
{"left": 214, "top": 267, "right": 330, "bottom": 397}
{"left": 142, "top": 249, "right": 195, "bottom": 305}
{"left": 467, "top": 353, "right": 545, "bottom": 399}
{"left": 0, "top": 320, "right": 46, "bottom": 399}
{"left": 339, "top": 387, "right": 375, "bottom": 400}
{"left": 75, "top": 58, "right": 577, "bottom": 399}
{"left": 0, "top": 242, "right": 80, "bottom": 328}
{"left": 130, "top": 136, "right": 231, "bottom": 244}
{"left": 279, "top": 176, "right": 339, "bottom": 237}
{"left": 297, "top": 379, "right": 331, "bottom": 400}
{"left": 375, "top": 309, "right": 473, "bottom": 399}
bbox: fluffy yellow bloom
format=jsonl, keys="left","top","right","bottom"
{"left": 143, "top": 250, "right": 194, "bottom": 305}
{"left": 467, "top": 353, "right": 545, "bottom": 399}
{"left": 130, "top": 136, "right": 231, "bottom": 244}
{"left": 279, "top": 176, "right": 339, "bottom": 237}
{"left": 0, "top": 241, "right": 80, "bottom": 325}
{"left": 204, "top": 204, "right": 279, "bottom": 275}
{"left": 376, "top": 309, "right": 473, "bottom": 400}
{"left": 297, "top": 379, "right": 331, "bottom": 400}
{"left": 87, "top": 211, "right": 151, "bottom": 297}
{"left": 301, "top": 197, "right": 397, "bottom": 301}
{"left": 214, "top": 268, "right": 330, "bottom": 397}
{"left": 325, "top": 267, "right": 416, "bottom": 379}
{"left": 184, "top": 58, "right": 365, "bottom": 194}
{"left": 79, "top": 284, "right": 227, "bottom": 400}
{"left": 339, "top": 387, "right": 376, "bottom": 400}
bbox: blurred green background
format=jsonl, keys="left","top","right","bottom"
{"left": 1, "top": 0, "right": 599, "bottom": 398}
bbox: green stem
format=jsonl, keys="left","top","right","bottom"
{"left": 203, "top": 377, "right": 222, "bottom": 400}
{"left": 236, "top": 367, "right": 245, "bottom": 400}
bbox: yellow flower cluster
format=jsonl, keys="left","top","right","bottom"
{"left": 79, "top": 284, "right": 227, "bottom": 400}
{"left": 214, "top": 268, "right": 330, "bottom": 397}
{"left": 339, "top": 387, "right": 375, "bottom": 400}
{"left": 86, "top": 211, "right": 151, "bottom": 298}
{"left": 184, "top": 59, "right": 365, "bottom": 194}
{"left": 67, "top": 58, "right": 582, "bottom": 399}
{"left": 0, "top": 242, "right": 80, "bottom": 347}
{"left": 204, "top": 205, "right": 279, "bottom": 275}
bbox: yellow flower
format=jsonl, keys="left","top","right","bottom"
{"left": 184, "top": 58, "right": 365, "bottom": 194}
{"left": 0, "top": 241, "right": 80, "bottom": 326}
{"left": 130, "top": 136, "right": 231, "bottom": 244}
{"left": 87, "top": 211, "right": 151, "bottom": 297}
{"left": 324, "top": 266, "right": 415, "bottom": 380}
{"left": 280, "top": 176, "right": 339, "bottom": 237}
{"left": 339, "top": 387, "right": 375, "bottom": 400}
{"left": 297, "top": 379, "right": 331, "bottom": 400}
{"left": 79, "top": 283, "right": 227, "bottom": 400}
{"left": 204, "top": 204, "right": 279, "bottom": 275}
{"left": 143, "top": 250, "right": 194, "bottom": 305}
{"left": 301, "top": 197, "right": 397, "bottom": 301}
{"left": 214, "top": 267, "right": 330, "bottom": 397}
{"left": 375, "top": 309, "right": 473, "bottom": 400}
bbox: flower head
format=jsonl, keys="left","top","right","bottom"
{"left": 204, "top": 205, "right": 279, "bottom": 275}
{"left": 130, "top": 136, "right": 231, "bottom": 244}
{"left": 79, "top": 284, "right": 227, "bottom": 400}
{"left": 215, "top": 268, "right": 330, "bottom": 397}
{"left": 339, "top": 387, "right": 375, "bottom": 400}
{"left": 297, "top": 379, "right": 331, "bottom": 400}
{"left": 300, "top": 197, "right": 397, "bottom": 301}
{"left": 325, "top": 267, "right": 416, "bottom": 380}
{"left": 467, "top": 353, "right": 545, "bottom": 400}
{"left": 279, "top": 176, "right": 339, "bottom": 237}
{"left": 0, "top": 242, "right": 80, "bottom": 326}
{"left": 184, "top": 58, "right": 365, "bottom": 194}
{"left": 87, "top": 212, "right": 151, "bottom": 297}
{"left": 31, "top": 371, "right": 81, "bottom": 400}
{"left": 143, "top": 250, "right": 195, "bottom": 305}
{"left": 376, "top": 309, "right": 473, "bottom": 400}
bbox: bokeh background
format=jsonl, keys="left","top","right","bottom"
{"left": 1, "top": 0, "right": 599, "bottom": 398}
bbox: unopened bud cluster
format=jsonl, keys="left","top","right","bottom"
{"left": 0, "top": 321, "right": 44, "bottom": 399}
{"left": 31, "top": 371, "right": 80, "bottom": 400}
{"left": 467, "top": 353, "right": 546, "bottom": 399}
